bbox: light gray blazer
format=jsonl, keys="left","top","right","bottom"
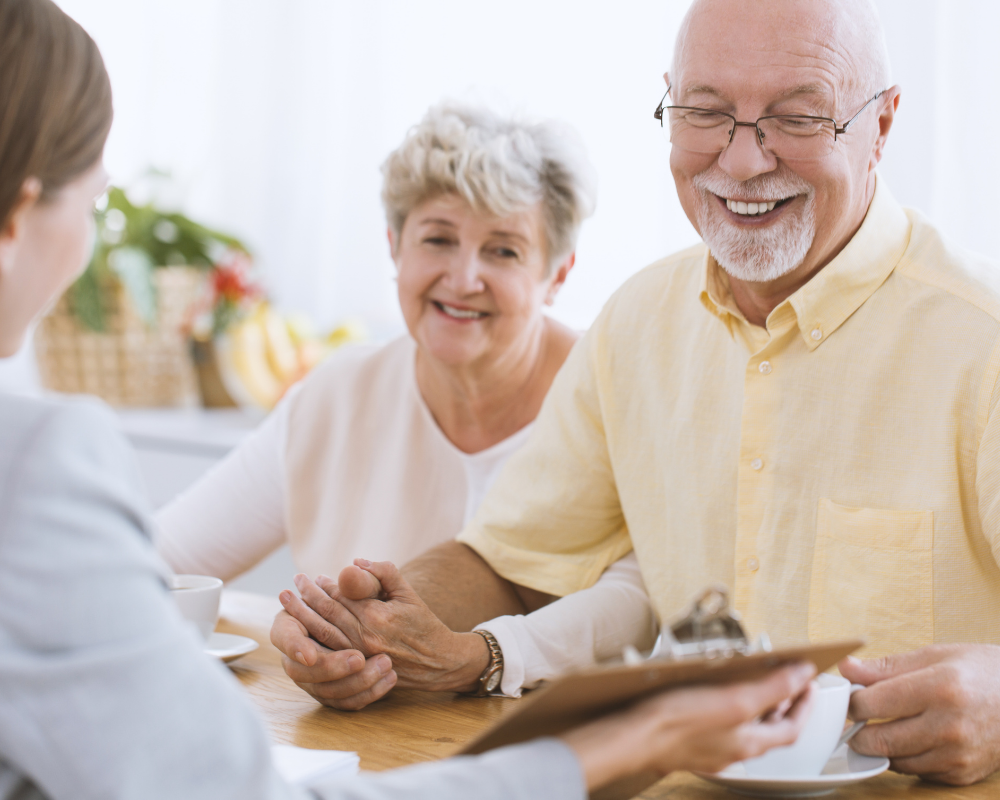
{"left": 0, "top": 393, "right": 583, "bottom": 800}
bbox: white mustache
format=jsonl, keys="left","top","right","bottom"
{"left": 693, "top": 167, "right": 813, "bottom": 203}
{"left": 691, "top": 165, "right": 817, "bottom": 283}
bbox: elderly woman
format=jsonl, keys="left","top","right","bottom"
{"left": 157, "top": 103, "right": 658, "bottom": 706}
{"left": 157, "top": 103, "right": 594, "bottom": 576}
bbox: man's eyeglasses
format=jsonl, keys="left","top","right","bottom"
{"left": 653, "top": 87, "right": 885, "bottom": 161}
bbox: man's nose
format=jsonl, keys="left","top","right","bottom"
{"left": 717, "top": 123, "right": 778, "bottom": 182}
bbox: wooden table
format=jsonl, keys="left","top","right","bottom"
{"left": 219, "top": 591, "right": 1000, "bottom": 799}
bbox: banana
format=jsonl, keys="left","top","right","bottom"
{"left": 326, "top": 318, "right": 367, "bottom": 349}
{"left": 257, "top": 303, "right": 299, "bottom": 383}
{"left": 217, "top": 314, "right": 283, "bottom": 408}
{"left": 216, "top": 303, "right": 367, "bottom": 410}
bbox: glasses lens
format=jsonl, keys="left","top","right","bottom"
{"left": 664, "top": 108, "right": 733, "bottom": 152}
{"left": 757, "top": 116, "right": 836, "bottom": 160}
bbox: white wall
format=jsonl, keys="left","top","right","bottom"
{"left": 54, "top": 0, "right": 694, "bottom": 337}
{"left": 3, "top": 0, "right": 998, "bottom": 391}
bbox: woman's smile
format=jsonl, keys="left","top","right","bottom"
{"left": 430, "top": 300, "right": 490, "bottom": 321}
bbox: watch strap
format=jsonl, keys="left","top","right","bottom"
{"left": 470, "top": 629, "right": 504, "bottom": 697}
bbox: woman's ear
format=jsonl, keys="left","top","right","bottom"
{"left": 0, "top": 178, "right": 42, "bottom": 278}
{"left": 544, "top": 252, "right": 576, "bottom": 306}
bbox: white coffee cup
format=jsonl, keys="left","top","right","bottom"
{"left": 169, "top": 574, "right": 223, "bottom": 641}
{"left": 742, "top": 673, "right": 865, "bottom": 777}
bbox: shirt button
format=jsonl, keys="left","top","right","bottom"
{"left": 750, "top": 457, "right": 763, "bottom": 471}
{"left": 811, "top": 328, "right": 823, "bottom": 341}
{"left": 747, "top": 557, "right": 760, "bottom": 572}
{"left": 758, "top": 361, "right": 772, "bottom": 375}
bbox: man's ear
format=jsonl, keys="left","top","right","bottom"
{"left": 544, "top": 252, "right": 575, "bottom": 306}
{"left": 870, "top": 85, "right": 901, "bottom": 172}
{"left": 0, "top": 178, "right": 42, "bottom": 277}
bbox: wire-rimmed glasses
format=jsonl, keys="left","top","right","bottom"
{"left": 654, "top": 87, "right": 885, "bottom": 161}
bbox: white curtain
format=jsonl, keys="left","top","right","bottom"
{"left": 2, "top": 0, "right": 997, "bottom": 390}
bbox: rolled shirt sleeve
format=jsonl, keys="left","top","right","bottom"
{"left": 458, "top": 322, "right": 633, "bottom": 597}
{"left": 975, "top": 339, "right": 1000, "bottom": 567}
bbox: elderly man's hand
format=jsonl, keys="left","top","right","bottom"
{"left": 840, "top": 644, "right": 1000, "bottom": 785}
{"left": 273, "top": 559, "right": 492, "bottom": 709}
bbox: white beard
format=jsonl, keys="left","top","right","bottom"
{"left": 692, "top": 166, "right": 817, "bottom": 283}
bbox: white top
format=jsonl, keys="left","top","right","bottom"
{"left": 157, "top": 337, "right": 534, "bottom": 580}
{"left": 156, "top": 335, "right": 655, "bottom": 695}
{"left": 0, "top": 391, "right": 585, "bottom": 800}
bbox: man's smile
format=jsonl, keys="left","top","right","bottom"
{"left": 714, "top": 193, "right": 799, "bottom": 223}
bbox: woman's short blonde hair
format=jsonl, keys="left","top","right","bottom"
{"left": 381, "top": 102, "right": 597, "bottom": 273}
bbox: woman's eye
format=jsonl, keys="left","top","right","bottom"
{"left": 494, "top": 247, "right": 518, "bottom": 259}
{"left": 424, "top": 237, "right": 454, "bottom": 246}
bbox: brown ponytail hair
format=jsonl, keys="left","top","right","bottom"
{"left": 0, "top": 0, "right": 112, "bottom": 225}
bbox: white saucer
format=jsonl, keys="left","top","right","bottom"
{"left": 205, "top": 632, "right": 259, "bottom": 663}
{"left": 695, "top": 744, "right": 890, "bottom": 797}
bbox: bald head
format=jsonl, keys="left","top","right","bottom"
{"left": 672, "top": 0, "right": 891, "bottom": 111}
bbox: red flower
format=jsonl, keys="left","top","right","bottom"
{"left": 212, "top": 252, "right": 261, "bottom": 305}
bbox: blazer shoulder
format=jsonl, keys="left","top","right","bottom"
{"left": 0, "top": 393, "right": 139, "bottom": 513}
{"left": 0, "top": 393, "right": 121, "bottom": 464}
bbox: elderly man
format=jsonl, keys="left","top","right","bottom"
{"left": 272, "top": 0, "right": 1000, "bottom": 786}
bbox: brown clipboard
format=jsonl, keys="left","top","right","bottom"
{"left": 461, "top": 638, "right": 864, "bottom": 755}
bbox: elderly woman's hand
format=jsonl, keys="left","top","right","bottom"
{"left": 269, "top": 607, "right": 400, "bottom": 711}
{"left": 270, "top": 559, "right": 492, "bottom": 709}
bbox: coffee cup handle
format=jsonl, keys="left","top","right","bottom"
{"left": 836, "top": 683, "right": 868, "bottom": 749}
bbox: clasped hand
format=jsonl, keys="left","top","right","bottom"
{"left": 270, "top": 559, "right": 488, "bottom": 710}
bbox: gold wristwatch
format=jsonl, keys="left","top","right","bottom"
{"left": 470, "top": 629, "right": 504, "bottom": 696}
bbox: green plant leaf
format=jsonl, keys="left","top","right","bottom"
{"left": 68, "top": 265, "right": 107, "bottom": 332}
{"left": 68, "top": 182, "right": 254, "bottom": 330}
{"left": 108, "top": 247, "right": 156, "bottom": 325}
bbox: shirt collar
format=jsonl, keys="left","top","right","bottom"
{"left": 699, "top": 176, "right": 912, "bottom": 351}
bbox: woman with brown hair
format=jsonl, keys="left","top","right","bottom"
{"left": 0, "top": 1, "right": 815, "bottom": 798}
{"left": 0, "top": 0, "right": 111, "bottom": 355}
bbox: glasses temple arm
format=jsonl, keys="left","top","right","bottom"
{"left": 835, "top": 90, "right": 885, "bottom": 135}
{"left": 654, "top": 84, "right": 672, "bottom": 121}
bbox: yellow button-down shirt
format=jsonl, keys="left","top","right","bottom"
{"left": 459, "top": 179, "right": 1000, "bottom": 659}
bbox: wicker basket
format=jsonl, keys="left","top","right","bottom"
{"left": 34, "top": 266, "right": 206, "bottom": 407}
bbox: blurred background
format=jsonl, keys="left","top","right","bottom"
{"left": 3, "top": 0, "right": 997, "bottom": 393}
{"left": 3, "top": 0, "right": 995, "bottom": 591}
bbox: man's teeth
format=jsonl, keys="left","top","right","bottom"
{"left": 438, "top": 303, "right": 487, "bottom": 320}
{"left": 726, "top": 198, "right": 779, "bottom": 216}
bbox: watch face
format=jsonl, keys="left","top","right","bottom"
{"left": 485, "top": 671, "right": 502, "bottom": 692}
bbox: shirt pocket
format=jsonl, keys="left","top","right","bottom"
{"left": 808, "top": 498, "right": 934, "bottom": 659}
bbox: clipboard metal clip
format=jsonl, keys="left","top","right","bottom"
{"left": 630, "top": 586, "right": 772, "bottom": 664}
